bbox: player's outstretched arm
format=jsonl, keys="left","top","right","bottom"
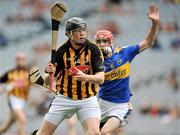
{"left": 139, "top": 4, "right": 159, "bottom": 52}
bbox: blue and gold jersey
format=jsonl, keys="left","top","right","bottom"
{"left": 99, "top": 45, "right": 140, "bottom": 103}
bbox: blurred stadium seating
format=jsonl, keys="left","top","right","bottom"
{"left": 0, "top": 0, "right": 180, "bottom": 135}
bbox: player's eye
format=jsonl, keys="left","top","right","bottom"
{"left": 96, "top": 39, "right": 108, "bottom": 44}
{"left": 102, "top": 39, "right": 108, "bottom": 43}
{"left": 96, "top": 39, "right": 101, "bottom": 44}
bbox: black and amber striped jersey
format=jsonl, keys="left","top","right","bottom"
{"left": 0, "top": 67, "right": 30, "bottom": 100}
{"left": 54, "top": 39, "right": 104, "bottom": 100}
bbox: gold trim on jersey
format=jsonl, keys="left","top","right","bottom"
{"left": 115, "top": 47, "right": 122, "bottom": 53}
{"left": 105, "top": 62, "right": 130, "bottom": 81}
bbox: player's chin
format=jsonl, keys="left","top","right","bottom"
{"left": 78, "top": 38, "right": 87, "bottom": 43}
{"left": 100, "top": 47, "right": 106, "bottom": 50}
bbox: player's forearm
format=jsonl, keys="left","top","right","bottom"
{"left": 84, "top": 72, "right": 104, "bottom": 84}
{"left": 145, "top": 21, "right": 159, "bottom": 46}
{"left": 140, "top": 21, "right": 159, "bottom": 52}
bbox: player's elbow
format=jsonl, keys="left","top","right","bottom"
{"left": 143, "top": 40, "right": 154, "bottom": 48}
{"left": 98, "top": 78, "right": 104, "bottom": 85}
{"left": 148, "top": 39, "right": 155, "bottom": 47}
{"left": 96, "top": 72, "right": 104, "bottom": 84}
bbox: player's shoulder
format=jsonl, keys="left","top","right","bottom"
{"left": 87, "top": 40, "right": 96, "bottom": 46}
{"left": 87, "top": 40, "right": 100, "bottom": 50}
{"left": 57, "top": 40, "right": 70, "bottom": 53}
{"left": 0, "top": 69, "right": 11, "bottom": 77}
{"left": 114, "top": 45, "right": 135, "bottom": 55}
{"left": 114, "top": 47, "right": 123, "bottom": 53}
{"left": 3, "top": 68, "right": 17, "bottom": 76}
{"left": 15, "top": 67, "right": 29, "bottom": 72}
{"left": 23, "top": 67, "right": 29, "bottom": 72}
{"left": 115, "top": 45, "right": 133, "bottom": 52}
{"left": 8, "top": 68, "right": 17, "bottom": 73}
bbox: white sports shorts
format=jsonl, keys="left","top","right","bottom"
{"left": 99, "top": 98, "right": 132, "bottom": 127}
{"left": 9, "top": 96, "right": 26, "bottom": 110}
{"left": 45, "top": 94, "right": 101, "bottom": 125}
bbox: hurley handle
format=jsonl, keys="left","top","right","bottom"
{"left": 49, "top": 50, "right": 56, "bottom": 92}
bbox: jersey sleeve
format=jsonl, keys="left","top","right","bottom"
{"left": 0, "top": 72, "right": 8, "bottom": 83}
{"left": 91, "top": 45, "right": 104, "bottom": 73}
{"left": 122, "top": 44, "right": 140, "bottom": 62}
{"left": 54, "top": 48, "right": 64, "bottom": 77}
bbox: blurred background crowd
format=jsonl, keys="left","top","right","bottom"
{"left": 0, "top": 0, "right": 180, "bottom": 135}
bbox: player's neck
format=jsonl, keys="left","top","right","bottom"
{"left": 71, "top": 42, "right": 83, "bottom": 50}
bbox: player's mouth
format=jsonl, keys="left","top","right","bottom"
{"left": 79, "top": 37, "right": 86, "bottom": 42}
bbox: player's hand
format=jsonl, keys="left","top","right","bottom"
{"left": 45, "top": 63, "right": 56, "bottom": 74}
{"left": 72, "top": 67, "right": 87, "bottom": 81}
{"left": 147, "top": 4, "right": 159, "bottom": 23}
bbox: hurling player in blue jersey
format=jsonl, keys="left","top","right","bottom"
{"left": 95, "top": 4, "right": 159, "bottom": 135}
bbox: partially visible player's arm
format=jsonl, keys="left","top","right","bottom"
{"left": 84, "top": 71, "right": 104, "bottom": 84}
{"left": 0, "top": 72, "right": 14, "bottom": 93}
{"left": 73, "top": 43, "right": 105, "bottom": 84}
{"left": 139, "top": 4, "right": 159, "bottom": 52}
{"left": 44, "top": 47, "right": 64, "bottom": 86}
{"left": 44, "top": 63, "right": 57, "bottom": 86}
{"left": 73, "top": 70, "right": 104, "bottom": 84}
{"left": 0, "top": 72, "right": 8, "bottom": 83}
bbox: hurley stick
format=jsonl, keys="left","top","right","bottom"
{"left": 50, "top": 2, "right": 67, "bottom": 92}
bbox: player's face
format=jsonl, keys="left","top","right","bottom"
{"left": 16, "top": 57, "right": 25, "bottom": 67}
{"left": 71, "top": 27, "right": 87, "bottom": 45}
{"left": 96, "top": 37, "right": 112, "bottom": 57}
{"left": 96, "top": 38, "right": 110, "bottom": 50}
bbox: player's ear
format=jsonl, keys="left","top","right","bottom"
{"left": 66, "top": 31, "right": 73, "bottom": 39}
{"left": 65, "top": 31, "right": 70, "bottom": 37}
{"left": 65, "top": 32, "right": 68, "bottom": 37}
